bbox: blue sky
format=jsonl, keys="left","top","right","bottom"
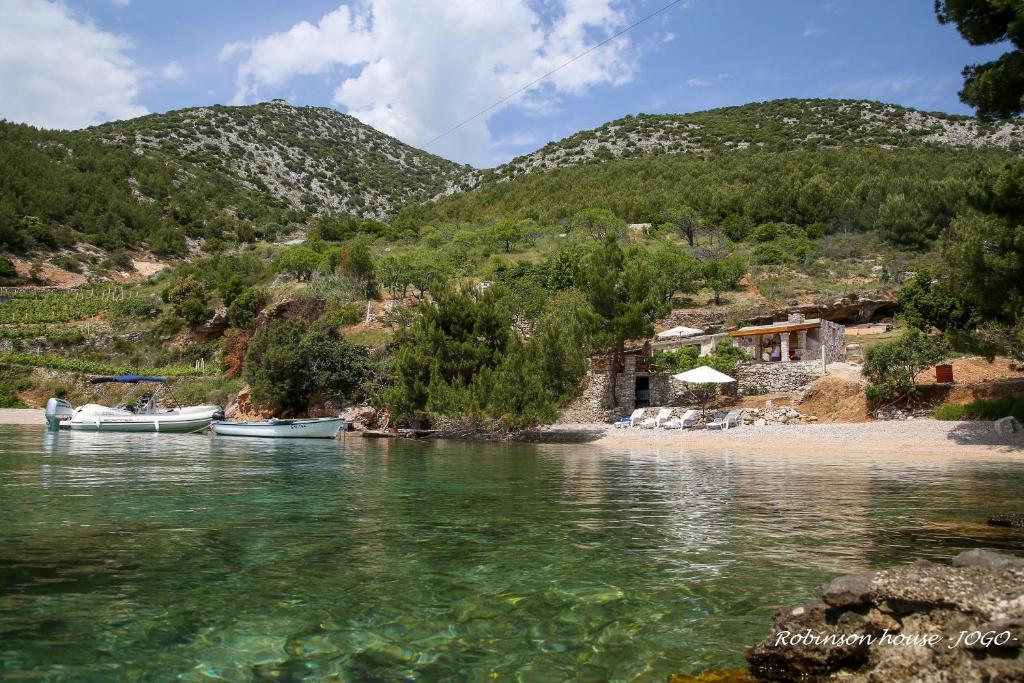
{"left": 0, "top": 0, "right": 1008, "bottom": 167}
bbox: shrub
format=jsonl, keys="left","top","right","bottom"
{"left": 723, "top": 214, "right": 753, "bottom": 242}
{"left": 51, "top": 255, "right": 83, "bottom": 273}
{"left": 112, "top": 297, "right": 158, "bottom": 321}
{"left": 754, "top": 235, "right": 813, "bottom": 265}
{"left": 932, "top": 402, "right": 969, "bottom": 421}
{"left": 0, "top": 257, "right": 18, "bottom": 282}
{"left": 244, "top": 320, "right": 307, "bottom": 411}
{"left": 150, "top": 226, "right": 188, "bottom": 256}
{"left": 275, "top": 245, "right": 321, "bottom": 280}
{"left": 175, "top": 297, "right": 211, "bottom": 327}
{"left": 862, "top": 330, "right": 948, "bottom": 404}
{"left": 334, "top": 303, "right": 363, "bottom": 326}
{"left": 702, "top": 255, "right": 746, "bottom": 304}
{"left": 226, "top": 288, "right": 263, "bottom": 328}
{"left": 111, "top": 250, "right": 134, "bottom": 270}
{"left": 164, "top": 276, "right": 211, "bottom": 326}
{"left": 934, "top": 396, "right": 1024, "bottom": 422}
{"left": 244, "top": 319, "right": 369, "bottom": 413}
{"left": 152, "top": 314, "right": 185, "bottom": 338}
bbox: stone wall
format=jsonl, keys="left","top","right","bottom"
{"left": 614, "top": 355, "right": 637, "bottom": 412}
{"left": 649, "top": 373, "right": 690, "bottom": 406}
{"left": 559, "top": 364, "right": 639, "bottom": 422}
{"left": 736, "top": 360, "right": 823, "bottom": 394}
{"left": 820, "top": 319, "right": 847, "bottom": 363}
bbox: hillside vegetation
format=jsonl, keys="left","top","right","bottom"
{"left": 401, "top": 146, "right": 1014, "bottom": 249}
{"left": 487, "top": 98, "right": 1024, "bottom": 182}
{"left": 1, "top": 100, "right": 473, "bottom": 256}
{"left": 94, "top": 100, "right": 475, "bottom": 218}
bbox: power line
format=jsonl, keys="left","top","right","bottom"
{"left": 422, "top": 0, "right": 685, "bottom": 148}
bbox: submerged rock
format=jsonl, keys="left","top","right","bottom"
{"left": 668, "top": 669, "right": 760, "bottom": 682}
{"left": 747, "top": 550, "right": 1024, "bottom": 681}
{"left": 989, "top": 514, "right": 1024, "bottom": 529}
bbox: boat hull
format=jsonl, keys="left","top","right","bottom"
{"left": 66, "top": 404, "right": 221, "bottom": 433}
{"left": 68, "top": 415, "right": 216, "bottom": 433}
{"left": 211, "top": 418, "right": 345, "bottom": 439}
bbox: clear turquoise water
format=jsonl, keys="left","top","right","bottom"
{"left": 1, "top": 426, "right": 1022, "bottom": 681}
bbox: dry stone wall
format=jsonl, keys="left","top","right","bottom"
{"left": 736, "top": 360, "right": 823, "bottom": 394}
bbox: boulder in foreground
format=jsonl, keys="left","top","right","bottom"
{"left": 747, "top": 550, "right": 1024, "bottom": 681}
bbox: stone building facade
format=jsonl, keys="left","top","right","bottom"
{"left": 735, "top": 360, "right": 824, "bottom": 394}
{"left": 558, "top": 313, "right": 847, "bottom": 422}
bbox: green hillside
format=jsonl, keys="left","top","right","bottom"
{"left": 1, "top": 100, "right": 474, "bottom": 256}
{"left": 400, "top": 146, "right": 1014, "bottom": 249}
{"left": 486, "top": 98, "right": 1023, "bottom": 182}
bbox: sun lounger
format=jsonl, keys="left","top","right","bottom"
{"left": 613, "top": 417, "right": 631, "bottom": 428}
{"left": 661, "top": 418, "right": 682, "bottom": 429}
{"left": 707, "top": 409, "right": 743, "bottom": 430}
{"left": 677, "top": 409, "right": 700, "bottom": 428}
{"left": 653, "top": 408, "right": 674, "bottom": 427}
{"left": 628, "top": 408, "right": 647, "bottom": 427}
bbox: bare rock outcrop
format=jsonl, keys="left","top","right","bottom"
{"left": 747, "top": 550, "right": 1024, "bottom": 681}
{"left": 193, "top": 307, "right": 228, "bottom": 341}
{"left": 791, "top": 297, "right": 898, "bottom": 324}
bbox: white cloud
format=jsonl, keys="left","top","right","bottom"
{"left": 0, "top": 0, "right": 147, "bottom": 129}
{"left": 220, "top": 0, "right": 637, "bottom": 165}
{"left": 111, "top": 0, "right": 131, "bottom": 7}
{"left": 802, "top": 21, "right": 823, "bottom": 37}
{"left": 686, "top": 72, "right": 730, "bottom": 88}
{"left": 160, "top": 61, "right": 186, "bottom": 81}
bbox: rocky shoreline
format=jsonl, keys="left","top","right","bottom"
{"left": 746, "top": 549, "right": 1024, "bottom": 681}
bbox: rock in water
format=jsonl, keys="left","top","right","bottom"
{"left": 747, "top": 550, "right": 1024, "bottom": 681}
{"left": 988, "top": 514, "right": 1024, "bottom": 528}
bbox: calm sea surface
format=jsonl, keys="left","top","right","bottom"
{"left": 1, "top": 425, "right": 1022, "bottom": 681}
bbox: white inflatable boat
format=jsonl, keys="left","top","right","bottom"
{"left": 45, "top": 376, "right": 222, "bottom": 433}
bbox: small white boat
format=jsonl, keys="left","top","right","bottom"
{"left": 211, "top": 417, "right": 345, "bottom": 439}
{"left": 45, "top": 376, "right": 223, "bottom": 433}
{"left": 65, "top": 403, "right": 222, "bottom": 433}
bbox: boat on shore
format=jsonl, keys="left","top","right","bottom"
{"left": 211, "top": 417, "right": 346, "bottom": 439}
{"left": 45, "top": 376, "right": 223, "bottom": 433}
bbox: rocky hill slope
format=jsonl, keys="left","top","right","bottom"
{"left": 487, "top": 98, "right": 1024, "bottom": 182}
{"left": 92, "top": 99, "right": 475, "bottom": 220}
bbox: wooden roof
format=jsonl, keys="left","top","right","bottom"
{"left": 728, "top": 319, "right": 821, "bottom": 337}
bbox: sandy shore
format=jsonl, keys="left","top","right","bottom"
{"left": 2, "top": 408, "right": 1020, "bottom": 457}
{"left": 537, "top": 419, "right": 1024, "bottom": 457}
{"left": 0, "top": 409, "right": 45, "bottom": 425}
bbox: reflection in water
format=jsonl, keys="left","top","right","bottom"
{"left": 1, "top": 426, "right": 1023, "bottom": 680}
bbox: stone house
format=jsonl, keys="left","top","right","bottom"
{"left": 559, "top": 313, "right": 846, "bottom": 422}
{"left": 727, "top": 313, "right": 846, "bottom": 394}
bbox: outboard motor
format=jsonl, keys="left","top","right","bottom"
{"left": 212, "top": 408, "right": 225, "bottom": 422}
{"left": 44, "top": 397, "right": 73, "bottom": 430}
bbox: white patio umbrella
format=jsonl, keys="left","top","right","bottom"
{"left": 656, "top": 325, "right": 704, "bottom": 338}
{"left": 672, "top": 366, "right": 736, "bottom": 384}
{"left": 672, "top": 365, "right": 736, "bottom": 417}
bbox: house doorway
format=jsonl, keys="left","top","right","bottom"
{"left": 635, "top": 375, "right": 650, "bottom": 407}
